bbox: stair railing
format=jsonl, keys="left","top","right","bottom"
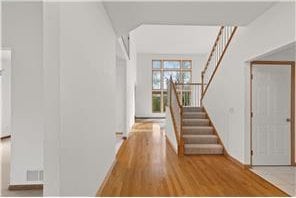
{"left": 201, "top": 26, "right": 238, "bottom": 104}
{"left": 167, "top": 77, "right": 184, "bottom": 156}
{"left": 174, "top": 82, "right": 203, "bottom": 107}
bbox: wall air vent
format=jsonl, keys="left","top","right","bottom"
{"left": 26, "top": 170, "right": 43, "bottom": 181}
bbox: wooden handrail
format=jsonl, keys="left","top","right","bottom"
{"left": 201, "top": 26, "right": 238, "bottom": 101}
{"left": 203, "top": 27, "right": 224, "bottom": 72}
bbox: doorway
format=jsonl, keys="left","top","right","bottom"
{"left": 1, "top": 50, "right": 12, "bottom": 139}
{"left": 250, "top": 61, "right": 295, "bottom": 166}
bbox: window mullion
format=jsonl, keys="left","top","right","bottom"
{"left": 152, "top": 59, "right": 192, "bottom": 112}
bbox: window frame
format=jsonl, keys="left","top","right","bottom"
{"left": 152, "top": 59, "right": 192, "bottom": 113}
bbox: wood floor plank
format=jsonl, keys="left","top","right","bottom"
{"left": 97, "top": 122, "right": 288, "bottom": 197}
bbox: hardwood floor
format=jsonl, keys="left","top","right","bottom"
{"left": 98, "top": 121, "right": 287, "bottom": 197}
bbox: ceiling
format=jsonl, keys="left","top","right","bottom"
{"left": 103, "top": 1, "right": 275, "bottom": 36}
{"left": 132, "top": 25, "right": 220, "bottom": 54}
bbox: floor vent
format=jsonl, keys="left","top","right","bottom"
{"left": 27, "top": 170, "right": 43, "bottom": 181}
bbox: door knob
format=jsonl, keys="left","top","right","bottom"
{"left": 286, "top": 118, "right": 291, "bottom": 122}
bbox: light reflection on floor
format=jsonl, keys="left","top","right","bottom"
{"left": 132, "top": 119, "right": 165, "bottom": 133}
{"left": 116, "top": 119, "right": 165, "bottom": 154}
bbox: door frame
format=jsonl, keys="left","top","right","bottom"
{"left": 250, "top": 61, "right": 295, "bottom": 166}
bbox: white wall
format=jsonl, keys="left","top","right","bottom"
{"left": 43, "top": 2, "right": 117, "bottom": 196}
{"left": 126, "top": 33, "right": 137, "bottom": 133}
{"left": 132, "top": 25, "right": 219, "bottom": 54}
{"left": 116, "top": 55, "right": 127, "bottom": 135}
{"left": 0, "top": 65, "right": 1, "bottom": 136}
{"left": 136, "top": 53, "right": 206, "bottom": 118}
{"left": 1, "top": 50, "right": 11, "bottom": 138}
{"left": 2, "top": 2, "right": 44, "bottom": 185}
{"left": 43, "top": 2, "right": 61, "bottom": 195}
{"left": 1, "top": 1, "right": 3, "bottom": 195}
{"left": 203, "top": 2, "right": 295, "bottom": 164}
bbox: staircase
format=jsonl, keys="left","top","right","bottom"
{"left": 182, "top": 106, "right": 223, "bottom": 155}
{"left": 167, "top": 26, "right": 237, "bottom": 156}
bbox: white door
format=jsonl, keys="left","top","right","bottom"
{"left": 252, "top": 64, "right": 291, "bottom": 165}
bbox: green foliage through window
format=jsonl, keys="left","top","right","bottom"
{"left": 152, "top": 60, "right": 192, "bottom": 113}
{"left": 152, "top": 93, "right": 161, "bottom": 112}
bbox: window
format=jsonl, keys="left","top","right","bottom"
{"left": 152, "top": 59, "right": 192, "bottom": 113}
